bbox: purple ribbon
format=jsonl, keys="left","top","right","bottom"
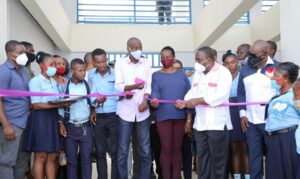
{"left": 0, "top": 89, "right": 266, "bottom": 107}
{"left": 134, "top": 77, "right": 145, "bottom": 85}
{"left": 146, "top": 96, "right": 266, "bottom": 107}
{"left": 0, "top": 89, "right": 132, "bottom": 98}
{"left": 197, "top": 101, "right": 266, "bottom": 107}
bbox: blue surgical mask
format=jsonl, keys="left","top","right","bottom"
{"left": 271, "top": 80, "right": 281, "bottom": 91}
{"left": 46, "top": 67, "right": 57, "bottom": 77}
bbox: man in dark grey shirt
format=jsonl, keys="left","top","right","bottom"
{"left": 0, "top": 40, "right": 31, "bottom": 179}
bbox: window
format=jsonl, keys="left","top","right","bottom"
{"left": 77, "top": 0, "right": 191, "bottom": 24}
{"left": 262, "top": 0, "right": 279, "bottom": 14}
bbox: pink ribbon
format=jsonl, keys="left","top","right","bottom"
{"left": 134, "top": 78, "right": 145, "bottom": 85}
{"left": 0, "top": 89, "right": 266, "bottom": 107}
{"left": 0, "top": 89, "right": 133, "bottom": 98}
{"left": 146, "top": 96, "right": 266, "bottom": 107}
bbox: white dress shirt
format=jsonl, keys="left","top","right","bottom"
{"left": 114, "top": 56, "right": 152, "bottom": 122}
{"left": 239, "top": 57, "right": 277, "bottom": 124}
{"left": 185, "top": 63, "right": 233, "bottom": 131}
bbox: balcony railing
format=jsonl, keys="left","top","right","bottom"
{"left": 77, "top": 0, "right": 191, "bottom": 24}
{"left": 107, "top": 52, "right": 161, "bottom": 67}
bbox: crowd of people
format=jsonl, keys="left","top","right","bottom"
{"left": 0, "top": 37, "right": 300, "bottom": 179}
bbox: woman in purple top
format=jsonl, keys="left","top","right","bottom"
{"left": 151, "top": 46, "right": 190, "bottom": 179}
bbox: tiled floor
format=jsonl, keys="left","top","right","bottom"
{"left": 91, "top": 156, "right": 198, "bottom": 179}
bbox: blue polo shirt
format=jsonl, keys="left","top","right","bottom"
{"left": 265, "top": 90, "right": 300, "bottom": 132}
{"left": 88, "top": 67, "right": 117, "bottom": 113}
{"left": 29, "top": 74, "right": 60, "bottom": 103}
{"left": 0, "top": 60, "right": 30, "bottom": 129}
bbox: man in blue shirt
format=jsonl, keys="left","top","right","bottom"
{"left": 0, "top": 40, "right": 31, "bottom": 179}
{"left": 88, "top": 48, "right": 119, "bottom": 179}
{"left": 59, "top": 58, "right": 94, "bottom": 179}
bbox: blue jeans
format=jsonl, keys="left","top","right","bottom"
{"left": 65, "top": 122, "right": 93, "bottom": 179}
{"left": 245, "top": 122, "right": 266, "bottom": 179}
{"left": 117, "top": 117, "right": 151, "bottom": 179}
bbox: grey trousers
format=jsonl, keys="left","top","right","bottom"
{"left": 0, "top": 125, "right": 31, "bottom": 179}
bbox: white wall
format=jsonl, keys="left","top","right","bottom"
{"left": 211, "top": 25, "right": 252, "bottom": 51}
{"left": 280, "top": 0, "right": 300, "bottom": 66}
{"left": 59, "top": 0, "right": 77, "bottom": 23}
{"left": 4, "top": 0, "right": 55, "bottom": 73}
{"left": 0, "top": 0, "right": 8, "bottom": 61}
{"left": 70, "top": 24, "right": 194, "bottom": 52}
{"left": 8, "top": 0, "right": 55, "bottom": 54}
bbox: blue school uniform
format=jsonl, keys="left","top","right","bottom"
{"left": 229, "top": 73, "right": 245, "bottom": 141}
{"left": 23, "top": 74, "right": 61, "bottom": 152}
{"left": 265, "top": 90, "right": 300, "bottom": 179}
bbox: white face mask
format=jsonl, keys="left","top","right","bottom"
{"left": 240, "top": 58, "right": 248, "bottom": 65}
{"left": 15, "top": 53, "right": 28, "bottom": 66}
{"left": 194, "top": 62, "right": 205, "bottom": 73}
{"left": 130, "top": 50, "right": 142, "bottom": 60}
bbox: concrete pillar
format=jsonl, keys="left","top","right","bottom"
{"left": 0, "top": 0, "right": 8, "bottom": 62}
{"left": 280, "top": 0, "right": 300, "bottom": 65}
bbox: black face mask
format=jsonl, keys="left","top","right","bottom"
{"left": 248, "top": 53, "right": 262, "bottom": 68}
{"left": 25, "top": 52, "right": 36, "bottom": 66}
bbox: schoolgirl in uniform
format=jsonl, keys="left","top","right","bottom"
{"left": 23, "top": 51, "right": 71, "bottom": 179}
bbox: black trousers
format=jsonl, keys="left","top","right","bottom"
{"left": 194, "top": 128, "right": 230, "bottom": 179}
{"left": 150, "top": 123, "right": 162, "bottom": 179}
{"left": 182, "top": 134, "right": 193, "bottom": 179}
{"left": 94, "top": 113, "right": 119, "bottom": 179}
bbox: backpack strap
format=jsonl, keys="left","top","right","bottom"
{"left": 83, "top": 80, "right": 92, "bottom": 107}
{"left": 63, "top": 80, "right": 91, "bottom": 123}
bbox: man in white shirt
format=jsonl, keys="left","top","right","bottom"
{"left": 114, "top": 37, "right": 152, "bottom": 179}
{"left": 176, "top": 46, "right": 232, "bottom": 179}
{"left": 238, "top": 40, "right": 279, "bottom": 179}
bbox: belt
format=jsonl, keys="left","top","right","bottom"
{"left": 266, "top": 125, "right": 298, "bottom": 136}
{"left": 96, "top": 112, "right": 116, "bottom": 117}
{"left": 229, "top": 97, "right": 237, "bottom": 103}
{"left": 67, "top": 121, "right": 89, "bottom": 128}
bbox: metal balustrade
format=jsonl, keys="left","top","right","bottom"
{"left": 107, "top": 52, "right": 162, "bottom": 68}
{"left": 77, "top": 0, "right": 191, "bottom": 24}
